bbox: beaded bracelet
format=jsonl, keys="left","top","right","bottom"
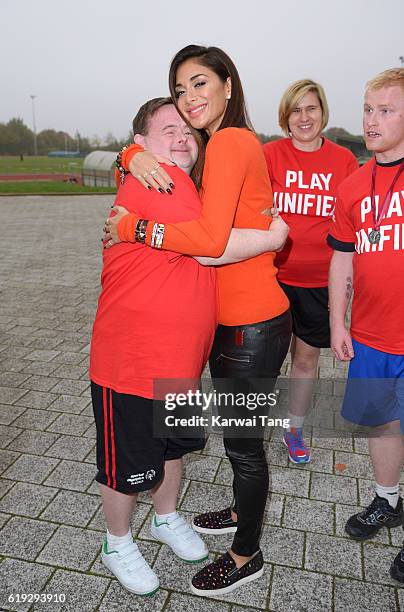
{"left": 135, "top": 219, "right": 148, "bottom": 244}
{"left": 115, "top": 144, "right": 144, "bottom": 185}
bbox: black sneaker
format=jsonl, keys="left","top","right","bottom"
{"left": 345, "top": 494, "right": 403, "bottom": 540}
{"left": 193, "top": 507, "right": 237, "bottom": 535}
{"left": 190, "top": 550, "right": 264, "bottom": 596}
{"left": 390, "top": 546, "right": 404, "bottom": 583}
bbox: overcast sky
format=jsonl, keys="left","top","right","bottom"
{"left": 2, "top": 0, "right": 403, "bottom": 142}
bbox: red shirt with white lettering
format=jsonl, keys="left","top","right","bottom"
{"left": 89, "top": 167, "right": 217, "bottom": 398}
{"left": 263, "top": 138, "right": 358, "bottom": 287}
{"left": 328, "top": 158, "right": 404, "bottom": 354}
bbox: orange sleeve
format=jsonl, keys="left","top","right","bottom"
{"left": 118, "top": 129, "right": 251, "bottom": 257}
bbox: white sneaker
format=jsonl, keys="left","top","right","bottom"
{"left": 150, "top": 513, "right": 208, "bottom": 562}
{"left": 101, "top": 537, "right": 159, "bottom": 596}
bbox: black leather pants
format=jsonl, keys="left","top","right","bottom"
{"left": 209, "top": 310, "right": 292, "bottom": 556}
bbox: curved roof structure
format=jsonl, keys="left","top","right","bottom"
{"left": 82, "top": 150, "right": 117, "bottom": 171}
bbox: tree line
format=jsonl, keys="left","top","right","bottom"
{"left": 0, "top": 118, "right": 131, "bottom": 156}
{"left": 0, "top": 118, "right": 362, "bottom": 156}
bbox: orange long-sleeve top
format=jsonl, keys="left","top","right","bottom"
{"left": 123, "top": 128, "right": 289, "bottom": 326}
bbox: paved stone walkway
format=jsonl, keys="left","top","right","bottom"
{"left": 0, "top": 195, "right": 402, "bottom": 611}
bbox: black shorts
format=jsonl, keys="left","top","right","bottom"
{"left": 91, "top": 382, "right": 205, "bottom": 494}
{"left": 279, "top": 283, "right": 330, "bottom": 349}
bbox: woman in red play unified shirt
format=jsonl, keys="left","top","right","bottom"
{"left": 263, "top": 79, "right": 358, "bottom": 464}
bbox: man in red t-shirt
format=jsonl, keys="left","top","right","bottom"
{"left": 328, "top": 68, "right": 404, "bottom": 583}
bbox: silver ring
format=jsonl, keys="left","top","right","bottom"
{"left": 142, "top": 172, "right": 149, "bottom": 179}
{"left": 108, "top": 239, "right": 113, "bottom": 247}
{"left": 105, "top": 218, "right": 111, "bottom": 226}
{"left": 150, "top": 168, "right": 158, "bottom": 177}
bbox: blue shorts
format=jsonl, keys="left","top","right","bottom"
{"left": 341, "top": 339, "right": 404, "bottom": 432}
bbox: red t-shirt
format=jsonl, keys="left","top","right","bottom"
{"left": 89, "top": 167, "right": 217, "bottom": 398}
{"left": 328, "top": 158, "right": 404, "bottom": 354}
{"left": 263, "top": 138, "right": 358, "bottom": 287}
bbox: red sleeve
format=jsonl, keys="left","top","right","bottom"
{"left": 327, "top": 185, "right": 356, "bottom": 250}
{"left": 120, "top": 129, "right": 253, "bottom": 257}
{"left": 346, "top": 152, "right": 359, "bottom": 177}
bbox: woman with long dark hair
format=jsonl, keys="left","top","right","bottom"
{"left": 105, "top": 44, "right": 292, "bottom": 596}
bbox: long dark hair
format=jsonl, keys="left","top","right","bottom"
{"left": 168, "top": 44, "right": 254, "bottom": 189}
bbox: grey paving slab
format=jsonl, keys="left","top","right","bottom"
{"left": 180, "top": 481, "right": 233, "bottom": 513}
{"left": 25, "top": 349, "right": 61, "bottom": 362}
{"left": 51, "top": 364, "right": 89, "bottom": 380}
{"left": 165, "top": 593, "right": 230, "bottom": 612}
{"left": 50, "top": 379, "right": 90, "bottom": 396}
{"left": 51, "top": 351, "right": 89, "bottom": 365}
{"left": 17, "top": 391, "right": 57, "bottom": 410}
{"left": 0, "top": 558, "right": 54, "bottom": 612}
{"left": 183, "top": 453, "right": 221, "bottom": 482}
{"left": 201, "top": 432, "right": 227, "bottom": 458}
{"left": 45, "top": 434, "right": 95, "bottom": 460}
{"left": 305, "top": 532, "right": 362, "bottom": 578}
{"left": 0, "top": 386, "right": 28, "bottom": 405}
{"left": 311, "top": 427, "right": 353, "bottom": 452}
{"left": 31, "top": 569, "right": 110, "bottom": 612}
{"left": 270, "top": 566, "right": 332, "bottom": 612}
{"left": 0, "top": 511, "right": 10, "bottom": 528}
{"left": 47, "top": 413, "right": 93, "bottom": 435}
{"left": 2, "top": 453, "right": 59, "bottom": 483}
{"left": 265, "top": 441, "right": 289, "bottom": 467}
{"left": 22, "top": 360, "right": 61, "bottom": 376}
{"left": 0, "top": 423, "right": 22, "bottom": 448}
{"left": 271, "top": 465, "right": 310, "bottom": 497}
{"left": 98, "top": 583, "right": 168, "bottom": 611}
{"left": 20, "top": 375, "right": 61, "bottom": 392}
{"left": 44, "top": 459, "right": 96, "bottom": 491}
{"left": 36, "top": 525, "right": 101, "bottom": 570}
{"left": 334, "top": 577, "right": 397, "bottom": 612}
{"left": 334, "top": 451, "right": 375, "bottom": 479}
{"left": 0, "top": 482, "right": 58, "bottom": 517}
{"left": 0, "top": 516, "right": 57, "bottom": 560}
{"left": 260, "top": 524, "right": 304, "bottom": 568}
{"left": 0, "top": 478, "right": 15, "bottom": 499}
{"left": 7, "top": 429, "right": 59, "bottom": 455}
{"left": 283, "top": 496, "right": 334, "bottom": 535}
{"left": 48, "top": 393, "right": 90, "bottom": 414}
{"left": 40, "top": 490, "right": 100, "bottom": 526}
{"left": 363, "top": 542, "right": 404, "bottom": 587}
{"left": 0, "top": 372, "right": 31, "bottom": 388}
{"left": 310, "top": 472, "right": 358, "bottom": 505}
{"left": 0, "top": 449, "right": 21, "bottom": 474}
{"left": 0, "top": 404, "right": 26, "bottom": 425}
{"left": 12, "top": 407, "right": 59, "bottom": 430}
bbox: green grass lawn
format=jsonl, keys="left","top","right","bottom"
{"left": 0, "top": 181, "right": 116, "bottom": 195}
{"left": 0, "top": 155, "right": 84, "bottom": 174}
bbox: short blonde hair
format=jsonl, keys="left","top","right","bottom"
{"left": 278, "top": 79, "right": 329, "bottom": 136}
{"left": 366, "top": 68, "right": 404, "bottom": 92}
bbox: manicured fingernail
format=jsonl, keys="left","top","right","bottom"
{"left": 169, "top": 183, "right": 175, "bottom": 189}
{"left": 147, "top": 185, "right": 152, "bottom": 190}
{"left": 158, "top": 188, "right": 165, "bottom": 194}
{"left": 166, "top": 188, "right": 172, "bottom": 195}
{"left": 110, "top": 205, "right": 114, "bottom": 208}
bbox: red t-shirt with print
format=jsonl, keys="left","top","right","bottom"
{"left": 263, "top": 137, "right": 358, "bottom": 287}
{"left": 328, "top": 158, "right": 404, "bottom": 354}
